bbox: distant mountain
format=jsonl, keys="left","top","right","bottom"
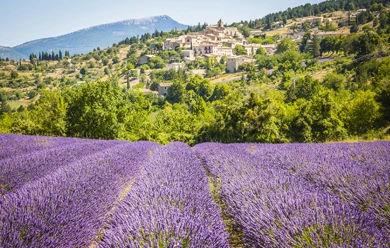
{"left": 2, "top": 15, "right": 187, "bottom": 60}
{"left": 0, "top": 46, "right": 27, "bottom": 60}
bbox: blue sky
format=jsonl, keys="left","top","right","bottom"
{"left": 0, "top": 0, "right": 323, "bottom": 47}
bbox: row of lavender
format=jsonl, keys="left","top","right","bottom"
{"left": 96, "top": 142, "right": 230, "bottom": 247}
{"left": 0, "top": 134, "right": 92, "bottom": 160}
{"left": 0, "top": 135, "right": 127, "bottom": 196}
{"left": 0, "top": 134, "right": 160, "bottom": 247}
{"left": 194, "top": 142, "right": 390, "bottom": 247}
{"left": 267, "top": 142, "right": 390, "bottom": 229}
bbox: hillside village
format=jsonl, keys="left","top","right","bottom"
{"left": 0, "top": 8, "right": 378, "bottom": 101}
{"left": 139, "top": 8, "right": 367, "bottom": 95}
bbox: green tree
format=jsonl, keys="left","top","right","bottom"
{"left": 278, "top": 50, "right": 302, "bottom": 72}
{"left": 210, "top": 84, "right": 232, "bottom": 102}
{"left": 80, "top": 67, "right": 87, "bottom": 75}
{"left": 320, "top": 36, "right": 343, "bottom": 55}
{"left": 289, "top": 99, "right": 313, "bottom": 142}
{"left": 302, "top": 22, "right": 311, "bottom": 32}
{"left": 350, "top": 24, "right": 359, "bottom": 33}
{"left": 324, "top": 21, "right": 337, "bottom": 31}
{"left": 276, "top": 38, "right": 298, "bottom": 54}
{"left": 241, "top": 27, "right": 251, "bottom": 38}
{"left": 343, "top": 31, "right": 381, "bottom": 58}
{"left": 198, "top": 80, "right": 215, "bottom": 101}
{"left": 379, "top": 11, "right": 389, "bottom": 29}
{"left": 166, "top": 81, "right": 185, "bottom": 104}
{"left": 27, "top": 90, "right": 38, "bottom": 99}
{"left": 122, "top": 63, "right": 135, "bottom": 89}
{"left": 206, "top": 67, "right": 222, "bottom": 78}
{"left": 256, "top": 47, "right": 267, "bottom": 55}
{"left": 17, "top": 105, "right": 25, "bottom": 112}
{"left": 240, "top": 92, "right": 285, "bottom": 143}
{"left": 373, "top": 18, "right": 379, "bottom": 27}
{"left": 238, "top": 62, "right": 256, "bottom": 72}
{"left": 102, "top": 58, "right": 109, "bottom": 66}
{"left": 29, "top": 90, "right": 67, "bottom": 136}
{"left": 0, "top": 100, "right": 11, "bottom": 115}
{"left": 198, "top": 92, "right": 244, "bottom": 143}
{"left": 309, "top": 88, "right": 347, "bottom": 142}
{"left": 345, "top": 90, "right": 381, "bottom": 135}
{"left": 220, "top": 55, "right": 227, "bottom": 64}
{"left": 112, "top": 56, "right": 120, "bottom": 64}
{"left": 323, "top": 73, "right": 346, "bottom": 92}
{"left": 10, "top": 70, "right": 18, "bottom": 79}
{"left": 233, "top": 45, "right": 248, "bottom": 55}
{"left": 64, "top": 81, "right": 125, "bottom": 139}
{"left": 148, "top": 56, "right": 165, "bottom": 69}
{"left": 310, "top": 35, "right": 321, "bottom": 58}
{"left": 286, "top": 75, "right": 320, "bottom": 103}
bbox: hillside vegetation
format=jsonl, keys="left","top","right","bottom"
{"left": 1, "top": 1, "right": 390, "bottom": 144}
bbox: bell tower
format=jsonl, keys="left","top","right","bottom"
{"left": 217, "top": 19, "right": 224, "bottom": 29}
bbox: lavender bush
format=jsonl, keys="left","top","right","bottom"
{"left": 97, "top": 142, "right": 229, "bottom": 248}
{"left": 0, "top": 139, "right": 126, "bottom": 196}
{"left": 0, "top": 134, "right": 88, "bottom": 160}
{"left": 194, "top": 142, "right": 390, "bottom": 247}
{"left": 0, "top": 141, "right": 159, "bottom": 247}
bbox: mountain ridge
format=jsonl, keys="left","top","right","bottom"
{"left": 1, "top": 15, "right": 187, "bottom": 60}
{"left": 0, "top": 45, "right": 27, "bottom": 60}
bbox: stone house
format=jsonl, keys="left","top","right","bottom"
{"left": 138, "top": 55, "right": 155, "bottom": 65}
{"left": 182, "top": 50, "right": 194, "bottom": 59}
{"left": 192, "top": 43, "right": 218, "bottom": 56}
{"left": 158, "top": 83, "right": 173, "bottom": 97}
{"left": 261, "top": 44, "right": 278, "bottom": 56}
{"left": 164, "top": 37, "right": 184, "bottom": 50}
{"left": 227, "top": 56, "right": 255, "bottom": 73}
{"left": 213, "top": 47, "right": 234, "bottom": 57}
{"left": 168, "top": 62, "right": 186, "bottom": 71}
{"left": 243, "top": 44, "right": 263, "bottom": 56}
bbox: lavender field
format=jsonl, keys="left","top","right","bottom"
{"left": 0, "top": 134, "right": 389, "bottom": 248}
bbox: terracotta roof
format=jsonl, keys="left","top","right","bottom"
{"left": 159, "top": 83, "right": 173, "bottom": 87}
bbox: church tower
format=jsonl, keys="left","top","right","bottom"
{"left": 217, "top": 19, "right": 224, "bottom": 29}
